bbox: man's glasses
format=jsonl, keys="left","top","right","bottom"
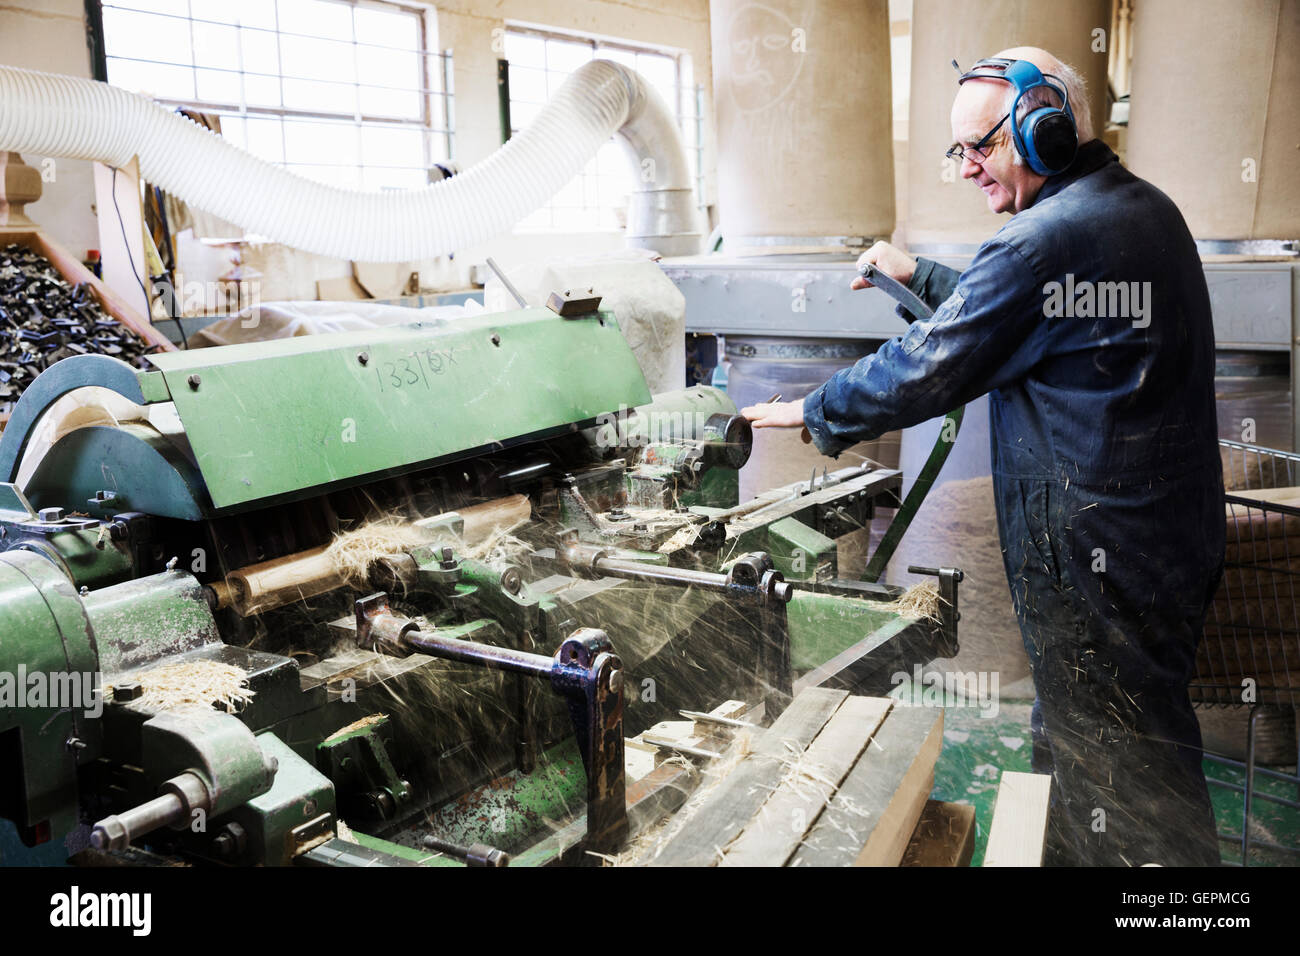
{"left": 946, "top": 114, "right": 1008, "bottom": 165}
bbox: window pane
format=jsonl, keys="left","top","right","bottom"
{"left": 229, "top": 0, "right": 277, "bottom": 29}
{"left": 107, "top": 58, "right": 195, "bottom": 100}
{"left": 364, "top": 167, "right": 428, "bottom": 191}
{"left": 192, "top": 22, "right": 239, "bottom": 69}
{"left": 104, "top": 8, "right": 193, "bottom": 64}
{"left": 361, "top": 126, "right": 424, "bottom": 167}
{"left": 510, "top": 100, "right": 542, "bottom": 132}
{"left": 508, "top": 65, "right": 546, "bottom": 103}
{"left": 634, "top": 53, "right": 676, "bottom": 95}
{"left": 358, "top": 47, "right": 422, "bottom": 95}
{"left": 245, "top": 116, "right": 285, "bottom": 163}
{"left": 504, "top": 33, "right": 544, "bottom": 68}
{"left": 359, "top": 86, "right": 421, "bottom": 121}
{"left": 595, "top": 49, "right": 636, "bottom": 68}
{"left": 545, "top": 38, "right": 591, "bottom": 73}
{"left": 283, "top": 77, "right": 355, "bottom": 114}
{"left": 195, "top": 67, "right": 242, "bottom": 104}
{"left": 277, "top": 0, "right": 352, "bottom": 42}
{"left": 102, "top": 0, "right": 439, "bottom": 235}
{"left": 355, "top": 7, "right": 419, "bottom": 50}
{"left": 214, "top": 113, "right": 248, "bottom": 149}
{"left": 287, "top": 163, "right": 360, "bottom": 188}
{"left": 280, "top": 35, "right": 354, "bottom": 83}
{"left": 283, "top": 119, "right": 359, "bottom": 165}
{"left": 114, "top": 0, "right": 188, "bottom": 15}
{"left": 190, "top": 0, "right": 240, "bottom": 26}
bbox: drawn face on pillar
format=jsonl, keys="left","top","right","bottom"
{"left": 725, "top": 4, "right": 804, "bottom": 112}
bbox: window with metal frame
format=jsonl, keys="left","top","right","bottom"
{"left": 504, "top": 25, "right": 704, "bottom": 232}
{"left": 100, "top": 0, "right": 453, "bottom": 193}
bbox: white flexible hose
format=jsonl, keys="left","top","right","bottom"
{"left": 0, "top": 60, "right": 699, "bottom": 261}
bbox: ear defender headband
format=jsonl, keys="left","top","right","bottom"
{"left": 956, "top": 57, "right": 1078, "bottom": 176}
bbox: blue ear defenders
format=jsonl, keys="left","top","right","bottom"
{"left": 957, "top": 57, "right": 1078, "bottom": 175}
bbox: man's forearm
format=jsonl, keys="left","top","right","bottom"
{"left": 907, "top": 257, "right": 962, "bottom": 312}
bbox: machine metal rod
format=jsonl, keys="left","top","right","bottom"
{"left": 90, "top": 792, "right": 185, "bottom": 850}
{"left": 422, "top": 835, "right": 511, "bottom": 867}
{"left": 678, "top": 709, "right": 757, "bottom": 728}
{"left": 403, "top": 630, "right": 555, "bottom": 678}
{"left": 641, "top": 735, "right": 722, "bottom": 760}
{"left": 587, "top": 557, "right": 734, "bottom": 594}
{"left": 486, "top": 256, "right": 529, "bottom": 308}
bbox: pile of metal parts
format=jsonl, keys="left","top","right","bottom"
{"left": 0, "top": 244, "right": 150, "bottom": 413}
{"left": 0, "top": 297, "right": 961, "bottom": 867}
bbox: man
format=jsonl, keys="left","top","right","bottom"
{"left": 743, "top": 47, "right": 1224, "bottom": 866}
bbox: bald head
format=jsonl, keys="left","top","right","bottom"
{"left": 991, "top": 46, "right": 1093, "bottom": 143}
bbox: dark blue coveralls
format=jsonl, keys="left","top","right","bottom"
{"left": 803, "top": 140, "right": 1224, "bottom": 866}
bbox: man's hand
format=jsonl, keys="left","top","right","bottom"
{"left": 851, "top": 241, "right": 918, "bottom": 291}
{"left": 740, "top": 399, "right": 811, "bottom": 444}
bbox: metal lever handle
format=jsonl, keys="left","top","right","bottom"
{"left": 859, "top": 261, "right": 934, "bottom": 322}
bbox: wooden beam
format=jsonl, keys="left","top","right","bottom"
{"left": 789, "top": 704, "right": 943, "bottom": 867}
{"left": 649, "top": 687, "right": 849, "bottom": 867}
{"left": 901, "top": 800, "right": 977, "bottom": 867}
{"left": 719, "top": 696, "right": 893, "bottom": 867}
{"left": 984, "top": 771, "right": 1052, "bottom": 867}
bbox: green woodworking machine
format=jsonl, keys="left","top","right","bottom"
{"left": 0, "top": 301, "right": 961, "bottom": 866}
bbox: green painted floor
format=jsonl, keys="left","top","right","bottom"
{"left": 911, "top": 687, "right": 1300, "bottom": 867}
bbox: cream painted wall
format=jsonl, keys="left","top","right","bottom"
{"left": 0, "top": 0, "right": 100, "bottom": 255}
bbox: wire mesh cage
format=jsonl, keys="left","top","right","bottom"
{"left": 1193, "top": 441, "right": 1300, "bottom": 709}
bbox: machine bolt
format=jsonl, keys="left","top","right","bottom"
{"left": 37, "top": 506, "right": 65, "bottom": 522}
{"left": 365, "top": 789, "right": 396, "bottom": 818}
{"left": 212, "top": 822, "right": 247, "bottom": 861}
{"left": 490, "top": 333, "right": 501, "bottom": 347}
{"left": 65, "top": 736, "right": 87, "bottom": 753}
{"left": 357, "top": 351, "right": 369, "bottom": 365}
{"left": 187, "top": 373, "right": 201, "bottom": 390}
{"left": 113, "top": 681, "right": 143, "bottom": 702}
{"left": 499, "top": 567, "right": 522, "bottom": 594}
{"left": 79, "top": 586, "right": 88, "bottom": 597}
{"left": 439, "top": 546, "right": 456, "bottom": 569}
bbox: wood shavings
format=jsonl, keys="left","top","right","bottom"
{"left": 326, "top": 517, "right": 440, "bottom": 587}
{"left": 462, "top": 526, "right": 533, "bottom": 568}
{"left": 656, "top": 523, "right": 706, "bottom": 554}
{"left": 121, "top": 659, "right": 253, "bottom": 713}
{"left": 866, "top": 581, "right": 943, "bottom": 622}
{"left": 335, "top": 819, "right": 359, "bottom": 844}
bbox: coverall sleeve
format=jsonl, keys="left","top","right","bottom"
{"left": 907, "top": 257, "right": 962, "bottom": 312}
{"left": 803, "top": 239, "right": 1044, "bottom": 457}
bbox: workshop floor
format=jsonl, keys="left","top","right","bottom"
{"left": 920, "top": 686, "right": 1300, "bottom": 866}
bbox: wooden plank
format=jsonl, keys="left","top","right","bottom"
{"left": 93, "top": 157, "right": 151, "bottom": 323}
{"left": 901, "top": 800, "right": 977, "bottom": 867}
{"left": 983, "top": 771, "right": 1052, "bottom": 867}
{"left": 719, "top": 696, "right": 893, "bottom": 867}
{"left": 789, "top": 704, "right": 943, "bottom": 867}
{"left": 648, "top": 686, "right": 849, "bottom": 867}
